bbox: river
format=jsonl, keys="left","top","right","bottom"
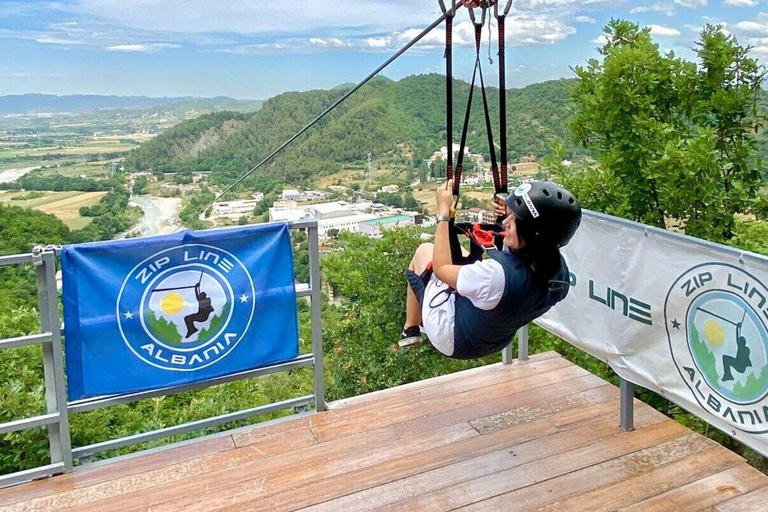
{"left": 0, "top": 166, "right": 40, "bottom": 184}
{"left": 126, "top": 196, "right": 183, "bottom": 237}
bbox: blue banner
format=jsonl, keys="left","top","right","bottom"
{"left": 62, "top": 223, "right": 299, "bottom": 400}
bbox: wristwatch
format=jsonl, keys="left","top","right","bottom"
{"left": 435, "top": 214, "right": 451, "bottom": 224}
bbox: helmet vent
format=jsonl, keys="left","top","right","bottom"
{"left": 516, "top": 198, "right": 523, "bottom": 206}
{"left": 557, "top": 191, "right": 563, "bottom": 200}
{"left": 568, "top": 197, "right": 575, "bottom": 204}
{"left": 542, "top": 189, "right": 551, "bottom": 197}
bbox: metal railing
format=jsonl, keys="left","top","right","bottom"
{"left": 0, "top": 220, "right": 325, "bottom": 489}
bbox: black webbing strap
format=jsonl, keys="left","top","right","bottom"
{"left": 497, "top": 14, "right": 509, "bottom": 195}
{"left": 453, "top": 55, "right": 478, "bottom": 197}
{"left": 440, "top": 0, "right": 454, "bottom": 183}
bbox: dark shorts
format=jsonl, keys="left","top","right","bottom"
{"left": 406, "top": 263, "right": 433, "bottom": 307}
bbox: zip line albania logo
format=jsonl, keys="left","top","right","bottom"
{"left": 116, "top": 244, "right": 256, "bottom": 372}
{"left": 666, "top": 263, "right": 768, "bottom": 433}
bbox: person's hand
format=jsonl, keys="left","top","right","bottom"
{"left": 493, "top": 194, "right": 508, "bottom": 218}
{"left": 461, "top": 0, "right": 482, "bottom": 7}
{"left": 437, "top": 180, "right": 454, "bottom": 216}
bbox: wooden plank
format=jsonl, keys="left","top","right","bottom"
{"left": 385, "top": 424, "right": 697, "bottom": 511}
{"left": 618, "top": 464, "right": 768, "bottom": 512}
{"left": 392, "top": 376, "right": 609, "bottom": 438}
{"left": 0, "top": 434, "right": 236, "bottom": 507}
{"left": 275, "top": 407, "right": 670, "bottom": 512}
{"left": 87, "top": 422, "right": 478, "bottom": 512}
{"left": 231, "top": 416, "right": 316, "bottom": 450}
{"left": 452, "top": 434, "right": 722, "bottom": 512}
{"left": 0, "top": 357, "right": 570, "bottom": 512}
{"left": 328, "top": 352, "right": 562, "bottom": 410}
{"left": 535, "top": 445, "right": 744, "bottom": 511}
{"left": 708, "top": 485, "right": 768, "bottom": 511}
{"left": 313, "top": 358, "right": 582, "bottom": 442}
{"left": 6, "top": 424, "right": 397, "bottom": 512}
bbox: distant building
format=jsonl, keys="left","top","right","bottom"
{"left": 379, "top": 184, "right": 399, "bottom": 194}
{"left": 360, "top": 215, "right": 415, "bottom": 238}
{"left": 269, "top": 208, "right": 311, "bottom": 223}
{"left": 319, "top": 213, "right": 378, "bottom": 237}
{"left": 272, "top": 200, "right": 298, "bottom": 211}
{"left": 301, "top": 190, "right": 330, "bottom": 201}
{"left": 210, "top": 194, "right": 264, "bottom": 219}
{"left": 327, "top": 185, "right": 347, "bottom": 192}
{"left": 309, "top": 201, "right": 372, "bottom": 220}
{"left": 282, "top": 189, "right": 302, "bottom": 201}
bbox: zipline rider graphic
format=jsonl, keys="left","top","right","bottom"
{"left": 151, "top": 271, "right": 215, "bottom": 339}
{"left": 698, "top": 307, "right": 752, "bottom": 382}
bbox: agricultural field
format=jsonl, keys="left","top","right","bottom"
{"left": 0, "top": 190, "right": 107, "bottom": 229}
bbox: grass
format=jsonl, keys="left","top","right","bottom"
{"left": 0, "top": 190, "right": 107, "bottom": 229}
{"left": 37, "top": 160, "right": 115, "bottom": 179}
{"left": 0, "top": 140, "right": 136, "bottom": 160}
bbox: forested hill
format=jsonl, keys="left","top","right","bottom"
{"left": 124, "top": 75, "right": 579, "bottom": 186}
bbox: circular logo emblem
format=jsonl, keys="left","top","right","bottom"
{"left": 514, "top": 183, "right": 532, "bottom": 197}
{"left": 116, "top": 244, "right": 256, "bottom": 372}
{"left": 666, "top": 263, "right": 768, "bottom": 433}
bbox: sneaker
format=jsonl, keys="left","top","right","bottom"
{"left": 398, "top": 326, "right": 423, "bottom": 348}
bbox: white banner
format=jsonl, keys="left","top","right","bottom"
{"left": 537, "top": 212, "right": 768, "bottom": 456}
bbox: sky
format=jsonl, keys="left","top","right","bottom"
{"left": 2, "top": 0, "right": 768, "bottom": 99}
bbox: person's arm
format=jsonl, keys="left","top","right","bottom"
{"left": 433, "top": 180, "right": 462, "bottom": 288}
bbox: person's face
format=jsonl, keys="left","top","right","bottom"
{"left": 501, "top": 211, "right": 524, "bottom": 250}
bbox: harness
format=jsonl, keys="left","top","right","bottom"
{"left": 438, "top": 0, "right": 514, "bottom": 265}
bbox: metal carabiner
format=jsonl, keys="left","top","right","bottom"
{"left": 467, "top": 4, "right": 487, "bottom": 28}
{"left": 494, "top": 0, "right": 514, "bottom": 18}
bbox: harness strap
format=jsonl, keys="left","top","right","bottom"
{"left": 441, "top": 1, "right": 454, "bottom": 183}
{"left": 472, "top": 13, "right": 500, "bottom": 194}
{"left": 497, "top": 13, "right": 509, "bottom": 195}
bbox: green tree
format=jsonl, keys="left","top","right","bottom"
{"left": 566, "top": 20, "right": 764, "bottom": 242}
{"left": 132, "top": 175, "right": 149, "bottom": 195}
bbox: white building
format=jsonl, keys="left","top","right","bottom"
{"left": 282, "top": 189, "right": 302, "bottom": 201}
{"left": 319, "top": 213, "right": 378, "bottom": 237}
{"left": 360, "top": 215, "right": 415, "bottom": 238}
{"left": 301, "top": 190, "right": 330, "bottom": 201}
{"left": 272, "top": 200, "right": 298, "bottom": 211}
{"left": 439, "top": 144, "right": 469, "bottom": 160}
{"left": 309, "top": 201, "right": 372, "bottom": 220}
{"left": 269, "top": 208, "right": 311, "bottom": 223}
{"left": 210, "top": 195, "right": 264, "bottom": 219}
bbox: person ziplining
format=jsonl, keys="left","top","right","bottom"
{"left": 151, "top": 271, "right": 215, "bottom": 339}
{"left": 398, "top": 0, "right": 583, "bottom": 359}
{"left": 697, "top": 307, "right": 752, "bottom": 382}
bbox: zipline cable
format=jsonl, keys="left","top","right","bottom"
{"left": 189, "top": 1, "right": 464, "bottom": 223}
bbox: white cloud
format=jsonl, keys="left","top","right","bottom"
{"left": 630, "top": 3, "right": 676, "bottom": 16}
{"left": 106, "top": 43, "right": 181, "bottom": 53}
{"left": 74, "top": 0, "right": 442, "bottom": 36}
{"left": 735, "top": 13, "right": 768, "bottom": 35}
{"left": 674, "top": 0, "right": 707, "bottom": 6}
{"left": 725, "top": 0, "right": 758, "bottom": 5}
{"left": 649, "top": 24, "right": 682, "bottom": 36}
{"left": 575, "top": 15, "right": 596, "bottom": 23}
{"left": 592, "top": 34, "right": 609, "bottom": 44}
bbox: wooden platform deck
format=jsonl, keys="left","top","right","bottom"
{"left": 2, "top": 351, "right": 768, "bottom": 511}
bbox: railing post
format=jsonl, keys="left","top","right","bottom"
{"left": 35, "top": 249, "right": 73, "bottom": 473}
{"left": 308, "top": 225, "right": 326, "bottom": 411}
{"left": 620, "top": 377, "right": 634, "bottom": 432}
{"left": 517, "top": 324, "right": 529, "bottom": 361}
{"left": 501, "top": 343, "right": 513, "bottom": 365}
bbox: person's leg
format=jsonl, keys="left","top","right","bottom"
{"left": 404, "top": 243, "right": 434, "bottom": 330}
